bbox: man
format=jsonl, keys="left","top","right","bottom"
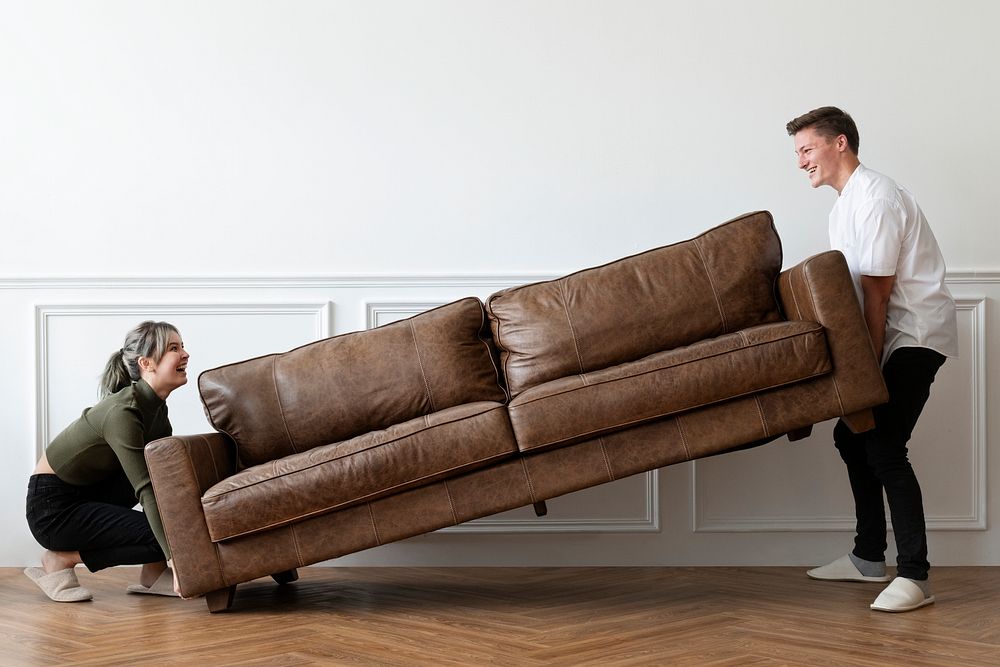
{"left": 786, "top": 106, "right": 958, "bottom": 612}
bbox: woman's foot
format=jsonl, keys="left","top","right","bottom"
{"left": 41, "top": 550, "right": 82, "bottom": 574}
{"left": 139, "top": 561, "right": 168, "bottom": 589}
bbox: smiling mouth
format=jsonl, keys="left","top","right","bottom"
{"left": 807, "top": 167, "right": 817, "bottom": 176}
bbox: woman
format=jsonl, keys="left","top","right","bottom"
{"left": 25, "top": 321, "right": 189, "bottom": 602}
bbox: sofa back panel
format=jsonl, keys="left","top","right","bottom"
{"left": 487, "top": 211, "right": 783, "bottom": 397}
{"left": 199, "top": 297, "right": 505, "bottom": 467}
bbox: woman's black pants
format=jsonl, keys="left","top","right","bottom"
{"left": 26, "top": 471, "right": 164, "bottom": 572}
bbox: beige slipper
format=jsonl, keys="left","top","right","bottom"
{"left": 127, "top": 567, "right": 179, "bottom": 597}
{"left": 24, "top": 567, "right": 93, "bottom": 602}
{"left": 871, "top": 577, "right": 935, "bottom": 612}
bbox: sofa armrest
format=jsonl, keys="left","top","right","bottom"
{"left": 146, "top": 433, "right": 237, "bottom": 598}
{"left": 777, "top": 251, "right": 889, "bottom": 427}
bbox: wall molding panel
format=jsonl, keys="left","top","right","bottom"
{"left": 366, "top": 301, "right": 447, "bottom": 329}
{"left": 690, "top": 296, "right": 989, "bottom": 533}
{"left": 34, "top": 302, "right": 332, "bottom": 454}
{"left": 443, "top": 471, "right": 661, "bottom": 534}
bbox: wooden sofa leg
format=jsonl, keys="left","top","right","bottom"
{"left": 206, "top": 585, "right": 237, "bottom": 613}
{"left": 787, "top": 426, "right": 813, "bottom": 441}
{"left": 533, "top": 501, "right": 548, "bottom": 517}
{"left": 842, "top": 409, "right": 877, "bottom": 434}
{"left": 271, "top": 569, "right": 299, "bottom": 585}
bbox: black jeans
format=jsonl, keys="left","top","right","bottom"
{"left": 26, "top": 472, "right": 165, "bottom": 572}
{"left": 834, "top": 346, "right": 945, "bottom": 581}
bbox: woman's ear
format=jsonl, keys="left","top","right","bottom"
{"left": 138, "top": 356, "right": 155, "bottom": 374}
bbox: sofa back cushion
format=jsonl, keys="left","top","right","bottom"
{"left": 486, "top": 211, "right": 783, "bottom": 397}
{"left": 199, "top": 297, "right": 506, "bottom": 467}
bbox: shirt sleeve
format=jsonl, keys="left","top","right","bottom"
{"left": 854, "top": 197, "right": 904, "bottom": 277}
{"left": 101, "top": 406, "right": 171, "bottom": 559}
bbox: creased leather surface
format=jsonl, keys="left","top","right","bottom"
{"left": 198, "top": 297, "right": 505, "bottom": 467}
{"left": 508, "top": 321, "right": 830, "bottom": 452}
{"left": 144, "top": 212, "right": 894, "bottom": 602}
{"left": 487, "top": 211, "right": 782, "bottom": 397}
{"left": 202, "top": 402, "right": 516, "bottom": 542}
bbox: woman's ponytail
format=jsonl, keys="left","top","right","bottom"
{"left": 98, "top": 321, "right": 179, "bottom": 398}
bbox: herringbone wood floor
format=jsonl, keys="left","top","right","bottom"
{"left": 3, "top": 566, "right": 998, "bottom": 666}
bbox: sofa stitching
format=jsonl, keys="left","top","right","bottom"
{"left": 289, "top": 524, "right": 304, "bottom": 568}
{"left": 409, "top": 319, "right": 437, "bottom": 413}
{"left": 367, "top": 503, "right": 381, "bottom": 545}
{"left": 802, "top": 261, "right": 846, "bottom": 415}
{"left": 597, "top": 437, "right": 614, "bottom": 481}
{"left": 787, "top": 268, "right": 804, "bottom": 319}
{"left": 519, "top": 457, "right": 538, "bottom": 505}
{"left": 515, "top": 367, "right": 833, "bottom": 453}
{"left": 752, "top": 397, "right": 770, "bottom": 438}
{"left": 175, "top": 436, "right": 230, "bottom": 587}
{"left": 509, "top": 327, "right": 826, "bottom": 407}
{"left": 477, "top": 302, "right": 509, "bottom": 402}
{"left": 271, "top": 355, "right": 299, "bottom": 454}
{"left": 560, "top": 279, "right": 586, "bottom": 373}
{"left": 694, "top": 237, "right": 729, "bottom": 332}
{"left": 202, "top": 405, "right": 512, "bottom": 498}
{"left": 205, "top": 434, "right": 221, "bottom": 485}
{"left": 674, "top": 416, "right": 692, "bottom": 460}
{"left": 443, "top": 480, "right": 459, "bottom": 525}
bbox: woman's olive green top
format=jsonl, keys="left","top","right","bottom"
{"left": 45, "top": 378, "right": 172, "bottom": 558}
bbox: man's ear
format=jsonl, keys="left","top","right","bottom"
{"left": 836, "top": 134, "right": 849, "bottom": 152}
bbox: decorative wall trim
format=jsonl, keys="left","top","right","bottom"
{"left": 691, "top": 297, "right": 988, "bottom": 533}
{"left": 366, "top": 302, "right": 446, "bottom": 329}
{"left": 442, "top": 471, "right": 661, "bottom": 533}
{"left": 1, "top": 271, "right": 996, "bottom": 291}
{"left": 34, "top": 302, "right": 331, "bottom": 453}
{"left": 3, "top": 274, "right": 559, "bottom": 291}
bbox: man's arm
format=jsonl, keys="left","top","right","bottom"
{"left": 860, "top": 274, "right": 895, "bottom": 363}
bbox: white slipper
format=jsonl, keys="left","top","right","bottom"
{"left": 806, "top": 554, "right": 891, "bottom": 583}
{"left": 871, "top": 577, "right": 935, "bottom": 612}
{"left": 126, "top": 567, "right": 179, "bottom": 597}
{"left": 24, "top": 566, "right": 93, "bottom": 602}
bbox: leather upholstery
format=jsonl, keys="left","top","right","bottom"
{"left": 486, "top": 211, "right": 782, "bottom": 398}
{"left": 198, "top": 297, "right": 505, "bottom": 467}
{"left": 201, "top": 401, "right": 517, "bottom": 542}
{"left": 144, "top": 212, "right": 891, "bottom": 606}
{"left": 508, "top": 321, "right": 830, "bottom": 453}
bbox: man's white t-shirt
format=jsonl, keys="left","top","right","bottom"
{"left": 829, "top": 164, "right": 958, "bottom": 362}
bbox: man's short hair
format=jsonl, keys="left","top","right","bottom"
{"left": 786, "top": 106, "right": 860, "bottom": 155}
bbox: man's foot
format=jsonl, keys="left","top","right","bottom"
{"left": 806, "top": 553, "right": 891, "bottom": 583}
{"left": 871, "top": 577, "right": 935, "bottom": 612}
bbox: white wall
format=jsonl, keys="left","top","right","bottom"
{"left": 2, "top": 1, "right": 997, "bottom": 568}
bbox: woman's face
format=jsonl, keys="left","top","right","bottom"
{"left": 140, "top": 331, "right": 189, "bottom": 399}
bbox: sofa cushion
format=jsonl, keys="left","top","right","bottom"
{"left": 486, "top": 211, "right": 783, "bottom": 397}
{"left": 198, "top": 297, "right": 505, "bottom": 467}
{"left": 201, "top": 401, "right": 517, "bottom": 542}
{"left": 507, "top": 321, "right": 830, "bottom": 453}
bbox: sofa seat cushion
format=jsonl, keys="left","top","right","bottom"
{"left": 201, "top": 401, "right": 516, "bottom": 542}
{"left": 507, "top": 321, "right": 831, "bottom": 453}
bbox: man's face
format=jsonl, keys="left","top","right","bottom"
{"left": 793, "top": 127, "right": 843, "bottom": 189}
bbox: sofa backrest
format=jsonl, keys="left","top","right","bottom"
{"left": 486, "top": 211, "right": 784, "bottom": 397}
{"left": 199, "top": 297, "right": 506, "bottom": 467}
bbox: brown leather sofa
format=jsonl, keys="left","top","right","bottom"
{"left": 146, "top": 211, "right": 888, "bottom": 612}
